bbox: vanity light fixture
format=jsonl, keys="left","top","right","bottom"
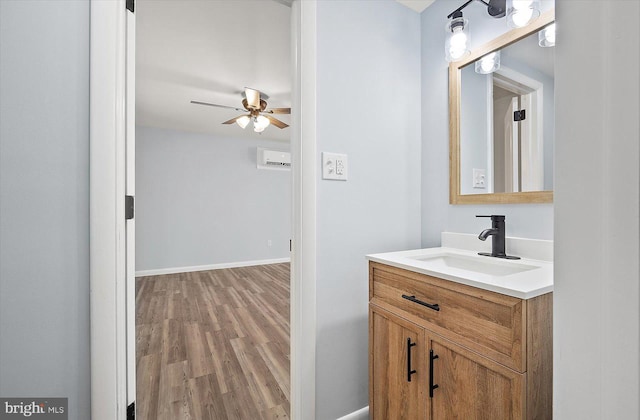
{"left": 445, "top": 0, "right": 544, "bottom": 62}
{"left": 538, "top": 22, "right": 556, "bottom": 47}
{"left": 475, "top": 51, "right": 501, "bottom": 74}
{"left": 506, "top": 0, "right": 540, "bottom": 28}
{"left": 445, "top": 10, "right": 470, "bottom": 62}
{"left": 445, "top": 0, "right": 506, "bottom": 62}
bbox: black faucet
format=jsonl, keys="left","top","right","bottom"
{"left": 476, "top": 215, "right": 520, "bottom": 260}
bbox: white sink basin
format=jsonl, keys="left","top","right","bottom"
{"left": 367, "top": 247, "right": 553, "bottom": 299}
{"left": 410, "top": 253, "right": 539, "bottom": 277}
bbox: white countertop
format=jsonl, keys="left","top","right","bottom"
{"left": 367, "top": 247, "right": 553, "bottom": 299}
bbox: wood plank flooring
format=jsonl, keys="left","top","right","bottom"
{"left": 136, "top": 263, "right": 290, "bottom": 420}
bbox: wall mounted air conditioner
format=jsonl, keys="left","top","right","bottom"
{"left": 257, "top": 147, "right": 291, "bottom": 171}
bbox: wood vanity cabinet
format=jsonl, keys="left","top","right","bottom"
{"left": 369, "top": 262, "right": 552, "bottom": 420}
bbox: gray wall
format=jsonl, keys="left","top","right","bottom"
{"left": 136, "top": 126, "right": 291, "bottom": 271}
{"left": 0, "top": 1, "right": 90, "bottom": 419}
{"left": 460, "top": 66, "right": 490, "bottom": 194}
{"left": 421, "top": 0, "right": 555, "bottom": 246}
{"left": 315, "top": 1, "right": 422, "bottom": 418}
{"left": 554, "top": 1, "right": 639, "bottom": 417}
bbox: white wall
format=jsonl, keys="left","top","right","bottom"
{"left": 0, "top": 1, "right": 91, "bottom": 419}
{"left": 420, "top": 0, "right": 555, "bottom": 246}
{"left": 315, "top": 1, "right": 422, "bottom": 418}
{"left": 554, "top": 1, "right": 639, "bottom": 418}
{"left": 135, "top": 126, "right": 291, "bottom": 271}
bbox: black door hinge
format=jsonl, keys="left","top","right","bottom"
{"left": 514, "top": 109, "right": 526, "bottom": 122}
{"left": 126, "top": 0, "right": 134, "bottom": 13}
{"left": 125, "top": 195, "right": 135, "bottom": 220}
{"left": 127, "top": 402, "right": 135, "bottom": 420}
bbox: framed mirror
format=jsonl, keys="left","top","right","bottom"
{"left": 450, "top": 9, "right": 555, "bottom": 204}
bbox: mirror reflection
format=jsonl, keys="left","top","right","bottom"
{"left": 459, "top": 29, "right": 554, "bottom": 195}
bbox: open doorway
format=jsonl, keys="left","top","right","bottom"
{"left": 89, "top": 1, "right": 317, "bottom": 417}
{"left": 491, "top": 68, "right": 544, "bottom": 193}
{"left": 134, "top": 1, "right": 293, "bottom": 417}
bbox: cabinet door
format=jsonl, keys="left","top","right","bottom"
{"left": 370, "top": 305, "right": 427, "bottom": 420}
{"left": 429, "top": 335, "right": 525, "bottom": 420}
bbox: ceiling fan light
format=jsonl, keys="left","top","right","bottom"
{"left": 253, "top": 115, "right": 271, "bottom": 133}
{"left": 236, "top": 115, "right": 250, "bottom": 129}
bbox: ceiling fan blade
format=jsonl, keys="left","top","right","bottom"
{"left": 221, "top": 115, "right": 250, "bottom": 125}
{"left": 244, "top": 87, "right": 261, "bottom": 110}
{"left": 263, "top": 114, "right": 289, "bottom": 129}
{"left": 191, "top": 100, "right": 245, "bottom": 113}
{"left": 264, "top": 107, "right": 291, "bottom": 115}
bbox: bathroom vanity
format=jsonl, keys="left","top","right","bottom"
{"left": 368, "top": 247, "right": 552, "bottom": 419}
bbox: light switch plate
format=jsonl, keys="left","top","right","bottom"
{"left": 473, "top": 168, "right": 486, "bottom": 189}
{"left": 322, "top": 152, "right": 348, "bottom": 181}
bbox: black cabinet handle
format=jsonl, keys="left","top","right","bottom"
{"left": 429, "top": 349, "right": 439, "bottom": 398}
{"left": 402, "top": 294, "right": 440, "bottom": 312}
{"left": 407, "top": 338, "right": 417, "bottom": 382}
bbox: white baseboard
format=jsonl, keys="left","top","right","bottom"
{"left": 135, "top": 257, "right": 291, "bottom": 277}
{"left": 336, "top": 406, "right": 369, "bottom": 420}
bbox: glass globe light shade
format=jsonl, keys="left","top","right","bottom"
{"left": 507, "top": 0, "right": 540, "bottom": 28}
{"left": 236, "top": 115, "right": 250, "bottom": 129}
{"left": 253, "top": 115, "right": 270, "bottom": 133}
{"left": 475, "top": 51, "right": 501, "bottom": 74}
{"left": 538, "top": 23, "right": 556, "bottom": 47}
{"left": 445, "top": 15, "right": 470, "bottom": 62}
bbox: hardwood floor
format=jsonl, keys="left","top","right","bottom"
{"left": 136, "top": 263, "right": 290, "bottom": 420}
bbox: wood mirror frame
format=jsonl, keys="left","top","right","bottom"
{"left": 450, "top": 9, "right": 555, "bottom": 205}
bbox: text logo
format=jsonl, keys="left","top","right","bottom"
{"left": 0, "top": 399, "right": 67, "bottom": 420}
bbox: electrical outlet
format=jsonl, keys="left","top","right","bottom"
{"left": 267, "top": 240, "right": 272, "bottom": 247}
{"left": 473, "top": 168, "right": 486, "bottom": 189}
{"left": 322, "top": 152, "right": 348, "bottom": 181}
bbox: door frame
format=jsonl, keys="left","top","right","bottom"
{"left": 493, "top": 67, "right": 544, "bottom": 192}
{"left": 88, "top": 0, "right": 318, "bottom": 419}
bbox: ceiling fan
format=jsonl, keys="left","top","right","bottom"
{"left": 191, "top": 87, "right": 291, "bottom": 133}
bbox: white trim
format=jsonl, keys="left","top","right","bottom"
{"left": 290, "top": 1, "right": 317, "bottom": 419}
{"left": 494, "top": 66, "right": 543, "bottom": 95}
{"left": 135, "top": 258, "right": 292, "bottom": 277}
{"left": 89, "top": 0, "right": 128, "bottom": 418}
{"left": 336, "top": 406, "right": 369, "bottom": 420}
{"left": 125, "top": 7, "right": 136, "bottom": 407}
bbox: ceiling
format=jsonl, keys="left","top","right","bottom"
{"left": 136, "top": 0, "right": 292, "bottom": 142}
{"left": 395, "top": 0, "right": 436, "bottom": 13}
